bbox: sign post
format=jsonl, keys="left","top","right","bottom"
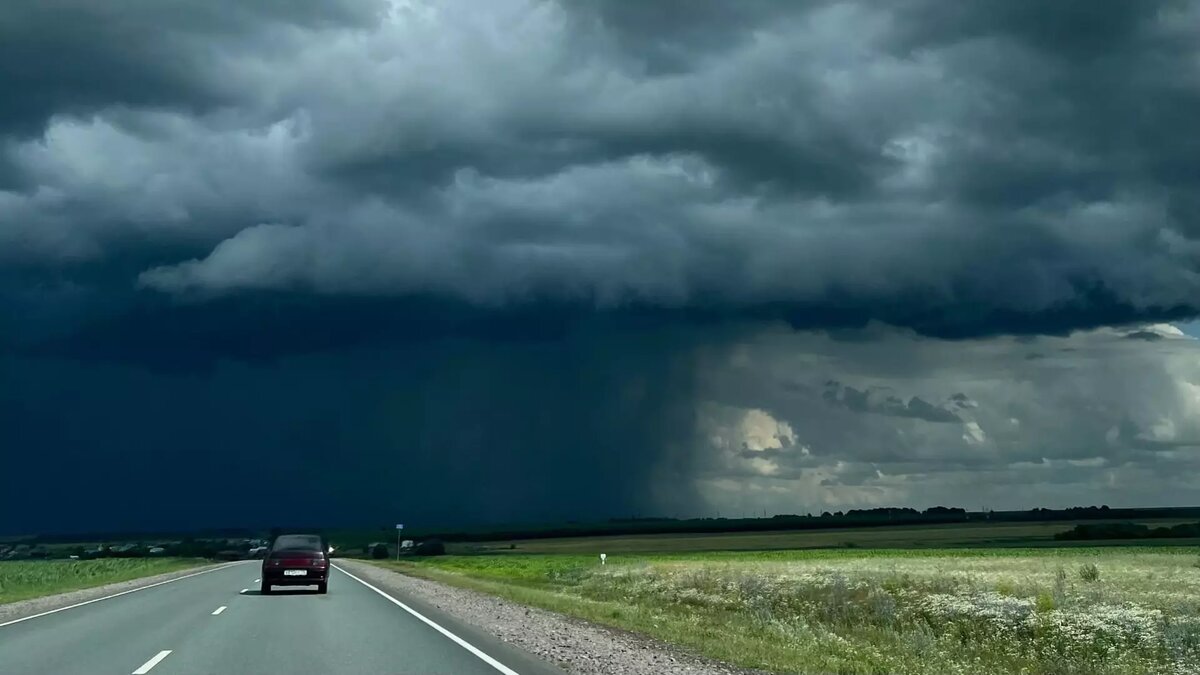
{"left": 395, "top": 524, "right": 404, "bottom": 560}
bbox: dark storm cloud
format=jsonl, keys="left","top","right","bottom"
{"left": 0, "top": 0, "right": 1197, "bottom": 339}
{"left": 0, "top": 0, "right": 383, "bottom": 136}
{"left": 4, "top": 1, "right": 1200, "bottom": 530}
{"left": 565, "top": 0, "right": 796, "bottom": 73}
{"left": 22, "top": 294, "right": 593, "bottom": 373}
{"left": 0, "top": 330, "right": 704, "bottom": 533}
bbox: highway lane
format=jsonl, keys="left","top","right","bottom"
{"left": 0, "top": 560, "right": 565, "bottom": 675}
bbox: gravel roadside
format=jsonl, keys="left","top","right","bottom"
{"left": 337, "top": 559, "right": 767, "bottom": 675}
{"left": 0, "top": 562, "right": 229, "bottom": 625}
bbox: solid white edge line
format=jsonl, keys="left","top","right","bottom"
{"left": 0, "top": 561, "right": 251, "bottom": 629}
{"left": 211, "top": 605, "right": 227, "bottom": 615}
{"left": 131, "top": 649, "right": 172, "bottom": 674}
{"left": 333, "top": 564, "right": 520, "bottom": 675}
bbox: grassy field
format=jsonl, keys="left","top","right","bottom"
{"left": 376, "top": 547, "right": 1200, "bottom": 674}
{"left": 449, "top": 519, "right": 1200, "bottom": 554}
{"left": 0, "top": 558, "right": 207, "bottom": 605}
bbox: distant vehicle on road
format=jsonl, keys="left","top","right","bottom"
{"left": 261, "top": 534, "right": 329, "bottom": 594}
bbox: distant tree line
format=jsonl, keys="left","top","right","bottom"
{"left": 16, "top": 505, "right": 1200, "bottom": 551}
{"left": 63, "top": 538, "right": 253, "bottom": 560}
{"left": 1054, "top": 521, "right": 1200, "bottom": 541}
{"left": 378, "top": 505, "right": 1200, "bottom": 544}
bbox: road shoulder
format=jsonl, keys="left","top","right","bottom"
{"left": 334, "top": 561, "right": 569, "bottom": 675}
{"left": 338, "top": 559, "right": 760, "bottom": 675}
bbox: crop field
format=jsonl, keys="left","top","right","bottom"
{"left": 0, "top": 558, "right": 206, "bottom": 605}
{"left": 380, "top": 547, "right": 1200, "bottom": 674}
{"left": 450, "top": 519, "right": 1200, "bottom": 555}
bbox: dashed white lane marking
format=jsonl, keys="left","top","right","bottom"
{"left": 334, "top": 564, "right": 520, "bottom": 675}
{"left": 0, "top": 562, "right": 252, "bottom": 629}
{"left": 254, "top": 578, "right": 260, "bottom": 583}
{"left": 211, "top": 606, "right": 226, "bottom": 616}
{"left": 132, "top": 650, "right": 172, "bottom": 674}
{"left": 240, "top": 588, "right": 249, "bottom": 594}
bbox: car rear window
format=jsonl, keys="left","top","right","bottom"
{"left": 271, "top": 534, "right": 324, "bottom": 551}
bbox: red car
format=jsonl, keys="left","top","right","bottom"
{"left": 261, "top": 534, "right": 329, "bottom": 594}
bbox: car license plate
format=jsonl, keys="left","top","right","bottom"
{"left": 283, "top": 570, "right": 307, "bottom": 576}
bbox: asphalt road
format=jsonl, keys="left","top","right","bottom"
{"left": 0, "top": 561, "right": 566, "bottom": 675}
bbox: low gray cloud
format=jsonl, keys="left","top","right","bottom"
{"left": 693, "top": 324, "right": 1200, "bottom": 514}
{"left": 823, "top": 381, "right": 964, "bottom": 423}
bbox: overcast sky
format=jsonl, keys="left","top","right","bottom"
{"left": 3, "top": 0, "right": 1200, "bottom": 533}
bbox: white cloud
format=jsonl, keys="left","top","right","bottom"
{"left": 962, "top": 421, "right": 986, "bottom": 445}
{"left": 737, "top": 408, "right": 797, "bottom": 452}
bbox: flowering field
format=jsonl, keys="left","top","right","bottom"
{"left": 384, "top": 548, "right": 1200, "bottom": 674}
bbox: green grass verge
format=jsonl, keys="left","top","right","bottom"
{"left": 371, "top": 547, "right": 1200, "bottom": 674}
{"left": 0, "top": 558, "right": 209, "bottom": 605}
